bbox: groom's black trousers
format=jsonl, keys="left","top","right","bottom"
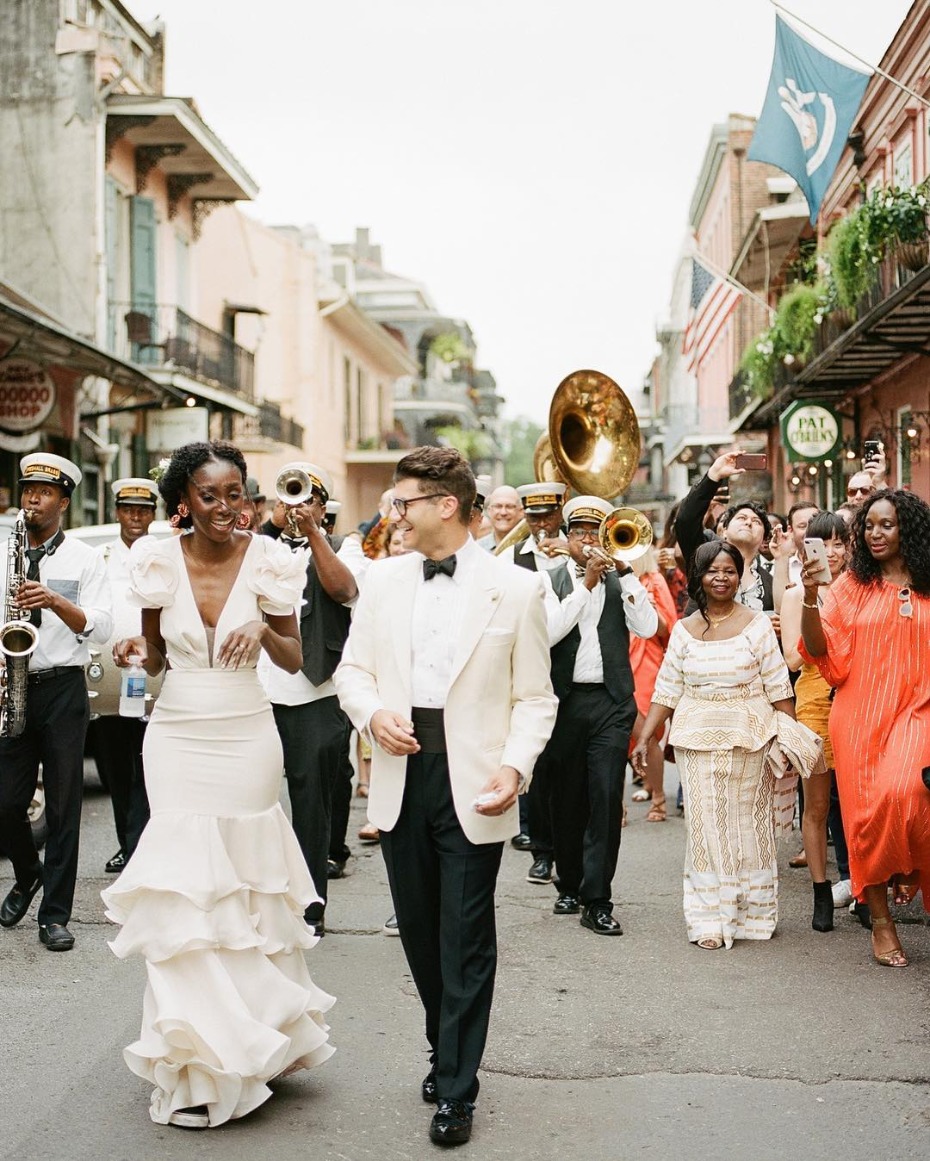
{"left": 380, "top": 743, "right": 503, "bottom": 1105}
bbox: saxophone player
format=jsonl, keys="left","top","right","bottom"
{"left": 0, "top": 454, "right": 112, "bottom": 952}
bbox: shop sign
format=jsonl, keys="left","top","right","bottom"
{"left": 779, "top": 401, "right": 842, "bottom": 462}
{"left": 147, "top": 406, "right": 209, "bottom": 452}
{"left": 0, "top": 359, "right": 56, "bottom": 432}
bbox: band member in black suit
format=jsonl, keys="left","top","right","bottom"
{"left": 92, "top": 477, "right": 158, "bottom": 873}
{"left": 539, "top": 495, "right": 657, "bottom": 935}
{"left": 258, "top": 464, "right": 367, "bottom": 935}
{"left": 0, "top": 454, "right": 113, "bottom": 952}
{"left": 498, "top": 482, "right": 568, "bottom": 881}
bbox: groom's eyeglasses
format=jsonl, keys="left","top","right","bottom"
{"left": 391, "top": 494, "right": 450, "bottom": 518}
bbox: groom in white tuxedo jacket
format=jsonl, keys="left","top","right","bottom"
{"left": 335, "top": 447, "right": 556, "bottom": 1147}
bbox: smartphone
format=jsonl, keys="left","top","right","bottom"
{"left": 803, "top": 537, "right": 832, "bottom": 584}
{"left": 863, "top": 439, "right": 882, "bottom": 464}
{"left": 734, "top": 453, "right": 767, "bottom": 470}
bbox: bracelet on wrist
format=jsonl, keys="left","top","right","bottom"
{"left": 802, "top": 600, "right": 820, "bottom": 610}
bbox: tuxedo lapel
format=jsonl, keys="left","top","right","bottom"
{"left": 448, "top": 555, "right": 502, "bottom": 689}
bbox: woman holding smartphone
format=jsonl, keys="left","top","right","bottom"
{"left": 780, "top": 512, "right": 848, "bottom": 932}
{"left": 800, "top": 489, "right": 930, "bottom": 968}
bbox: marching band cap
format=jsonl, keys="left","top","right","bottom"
{"left": 563, "top": 494, "right": 612, "bottom": 525}
{"left": 517, "top": 481, "right": 567, "bottom": 514}
{"left": 111, "top": 477, "right": 158, "bottom": 507}
{"left": 19, "top": 453, "right": 82, "bottom": 493}
{"left": 473, "top": 474, "right": 492, "bottom": 505}
{"left": 324, "top": 500, "right": 342, "bottom": 516}
{"left": 281, "top": 462, "right": 334, "bottom": 504}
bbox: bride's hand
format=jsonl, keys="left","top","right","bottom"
{"left": 217, "top": 621, "right": 266, "bottom": 669}
{"left": 113, "top": 636, "right": 148, "bottom": 668}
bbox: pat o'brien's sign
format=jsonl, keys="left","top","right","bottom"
{"left": 0, "top": 359, "right": 56, "bottom": 432}
{"left": 780, "top": 401, "right": 842, "bottom": 463}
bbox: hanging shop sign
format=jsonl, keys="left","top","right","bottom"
{"left": 147, "top": 406, "right": 210, "bottom": 452}
{"left": 0, "top": 358, "right": 57, "bottom": 432}
{"left": 779, "top": 400, "right": 842, "bottom": 462}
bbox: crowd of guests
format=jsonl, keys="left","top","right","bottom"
{"left": 3, "top": 437, "right": 929, "bottom": 1144}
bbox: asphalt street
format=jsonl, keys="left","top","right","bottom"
{"left": 1, "top": 763, "right": 929, "bottom": 1161}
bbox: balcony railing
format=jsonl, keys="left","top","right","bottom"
{"left": 109, "top": 303, "right": 255, "bottom": 401}
{"left": 394, "top": 375, "right": 473, "bottom": 407}
{"left": 233, "top": 400, "right": 304, "bottom": 449}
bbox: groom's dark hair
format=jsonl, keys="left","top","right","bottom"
{"left": 395, "top": 446, "right": 476, "bottom": 527}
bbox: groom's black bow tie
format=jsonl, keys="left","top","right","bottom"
{"left": 423, "top": 555, "right": 457, "bottom": 581}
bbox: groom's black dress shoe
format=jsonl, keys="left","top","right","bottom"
{"left": 105, "top": 849, "right": 127, "bottom": 874}
{"left": 580, "top": 905, "right": 623, "bottom": 936}
{"left": 429, "top": 1099, "right": 473, "bottom": 1146}
{"left": 39, "top": 923, "right": 75, "bottom": 951}
{"left": 0, "top": 866, "right": 42, "bottom": 927}
{"left": 422, "top": 1068, "right": 438, "bottom": 1104}
{"left": 552, "top": 893, "right": 580, "bottom": 915}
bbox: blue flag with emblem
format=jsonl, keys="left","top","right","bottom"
{"left": 748, "top": 15, "right": 871, "bottom": 223}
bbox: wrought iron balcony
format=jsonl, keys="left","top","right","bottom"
{"left": 109, "top": 303, "right": 255, "bottom": 401}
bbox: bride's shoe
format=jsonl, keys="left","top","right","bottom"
{"left": 169, "top": 1106, "right": 210, "bottom": 1129}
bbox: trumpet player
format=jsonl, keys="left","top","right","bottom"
{"left": 497, "top": 482, "right": 568, "bottom": 572}
{"left": 257, "top": 463, "right": 367, "bottom": 934}
{"left": 538, "top": 496, "right": 657, "bottom": 936}
{"left": 0, "top": 454, "right": 112, "bottom": 952}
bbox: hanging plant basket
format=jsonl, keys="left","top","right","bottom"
{"left": 897, "top": 238, "right": 929, "bottom": 271}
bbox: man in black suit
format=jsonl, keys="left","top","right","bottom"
{"left": 539, "top": 495, "right": 658, "bottom": 935}
{"left": 259, "top": 463, "right": 367, "bottom": 935}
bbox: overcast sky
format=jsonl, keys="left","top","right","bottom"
{"left": 138, "top": 0, "right": 912, "bottom": 425}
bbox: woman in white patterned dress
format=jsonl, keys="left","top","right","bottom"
{"left": 105, "top": 442, "right": 334, "bottom": 1129}
{"left": 632, "top": 541, "right": 820, "bottom": 950}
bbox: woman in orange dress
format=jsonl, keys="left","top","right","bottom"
{"left": 800, "top": 489, "right": 930, "bottom": 968}
{"left": 628, "top": 549, "right": 677, "bottom": 821}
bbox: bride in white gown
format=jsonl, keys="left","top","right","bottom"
{"left": 105, "top": 441, "right": 334, "bottom": 1130}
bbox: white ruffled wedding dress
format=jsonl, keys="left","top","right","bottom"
{"left": 101, "top": 532, "right": 334, "bottom": 1128}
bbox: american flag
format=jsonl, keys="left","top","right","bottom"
{"left": 682, "top": 258, "right": 743, "bottom": 374}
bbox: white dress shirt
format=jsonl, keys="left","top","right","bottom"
{"left": 497, "top": 533, "right": 568, "bottom": 573}
{"left": 410, "top": 535, "right": 481, "bottom": 708}
{"left": 540, "top": 563, "right": 658, "bottom": 684}
{"left": 103, "top": 535, "right": 148, "bottom": 645}
{"left": 259, "top": 535, "right": 367, "bottom": 706}
{"left": 15, "top": 531, "right": 113, "bottom": 670}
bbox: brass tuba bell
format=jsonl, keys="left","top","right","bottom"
{"left": 549, "top": 369, "right": 641, "bottom": 498}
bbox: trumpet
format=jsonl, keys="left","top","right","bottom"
{"left": 275, "top": 464, "right": 316, "bottom": 538}
{"left": 582, "top": 506, "right": 653, "bottom": 566}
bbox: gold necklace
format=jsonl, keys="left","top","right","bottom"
{"left": 707, "top": 605, "right": 736, "bottom": 628}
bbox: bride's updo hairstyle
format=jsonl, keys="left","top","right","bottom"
{"left": 159, "top": 440, "right": 248, "bottom": 530}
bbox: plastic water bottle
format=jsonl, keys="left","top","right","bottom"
{"left": 119, "top": 655, "right": 147, "bottom": 718}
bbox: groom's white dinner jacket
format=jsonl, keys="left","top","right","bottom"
{"left": 334, "top": 544, "right": 558, "bottom": 844}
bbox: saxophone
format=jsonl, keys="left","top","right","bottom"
{"left": 0, "top": 511, "right": 39, "bottom": 737}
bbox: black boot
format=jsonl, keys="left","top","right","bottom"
{"left": 812, "top": 881, "right": 834, "bottom": 932}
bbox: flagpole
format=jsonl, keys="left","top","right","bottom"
{"left": 770, "top": 0, "right": 930, "bottom": 112}
{"left": 694, "top": 251, "right": 776, "bottom": 322}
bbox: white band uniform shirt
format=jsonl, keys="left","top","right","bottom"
{"left": 496, "top": 534, "right": 568, "bottom": 573}
{"left": 19, "top": 532, "right": 113, "bottom": 669}
{"left": 411, "top": 535, "right": 481, "bottom": 709}
{"left": 258, "top": 535, "right": 369, "bottom": 707}
{"left": 540, "top": 566, "right": 659, "bottom": 679}
{"left": 103, "top": 536, "right": 149, "bottom": 645}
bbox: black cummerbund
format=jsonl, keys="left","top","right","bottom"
{"left": 411, "top": 706, "right": 447, "bottom": 754}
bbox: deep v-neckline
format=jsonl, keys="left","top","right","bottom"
{"left": 177, "top": 534, "right": 253, "bottom": 662}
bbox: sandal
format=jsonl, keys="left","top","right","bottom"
{"left": 631, "top": 787, "right": 651, "bottom": 803}
{"left": 871, "top": 916, "right": 908, "bottom": 967}
{"left": 892, "top": 874, "right": 919, "bottom": 906}
{"left": 646, "top": 797, "right": 667, "bottom": 823}
{"left": 788, "top": 850, "right": 808, "bottom": 868}
{"left": 696, "top": 936, "right": 723, "bottom": 950}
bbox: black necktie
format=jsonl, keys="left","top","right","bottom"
{"left": 23, "top": 529, "right": 64, "bottom": 627}
{"left": 25, "top": 546, "right": 46, "bottom": 626}
{"left": 423, "top": 555, "right": 457, "bottom": 581}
